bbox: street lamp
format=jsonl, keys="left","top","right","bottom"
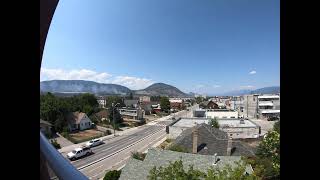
{"left": 112, "top": 102, "right": 120, "bottom": 136}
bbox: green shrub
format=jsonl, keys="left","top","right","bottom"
{"left": 103, "top": 170, "right": 121, "bottom": 180}
{"left": 105, "top": 129, "right": 112, "bottom": 135}
{"left": 168, "top": 144, "right": 189, "bottom": 153}
{"left": 131, "top": 151, "right": 146, "bottom": 161}
{"left": 50, "top": 139, "right": 61, "bottom": 149}
{"left": 209, "top": 117, "right": 220, "bottom": 128}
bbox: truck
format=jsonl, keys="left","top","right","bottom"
{"left": 67, "top": 146, "right": 93, "bottom": 161}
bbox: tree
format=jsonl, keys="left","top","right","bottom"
{"left": 105, "top": 96, "right": 125, "bottom": 108}
{"left": 103, "top": 170, "right": 121, "bottom": 180}
{"left": 40, "top": 92, "right": 100, "bottom": 132}
{"left": 209, "top": 117, "right": 219, "bottom": 128}
{"left": 195, "top": 97, "right": 204, "bottom": 104}
{"left": 151, "top": 95, "right": 161, "bottom": 101}
{"left": 273, "top": 121, "right": 280, "bottom": 133}
{"left": 128, "top": 92, "right": 133, "bottom": 100}
{"left": 256, "top": 131, "right": 280, "bottom": 176}
{"left": 108, "top": 106, "right": 123, "bottom": 126}
{"left": 160, "top": 97, "right": 170, "bottom": 112}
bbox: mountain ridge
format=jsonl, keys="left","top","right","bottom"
{"left": 40, "top": 80, "right": 188, "bottom": 97}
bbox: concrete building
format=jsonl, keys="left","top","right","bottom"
{"left": 242, "top": 94, "right": 259, "bottom": 119}
{"left": 242, "top": 94, "right": 280, "bottom": 119}
{"left": 167, "top": 118, "right": 260, "bottom": 139}
{"left": 230, "top": 96, "right": 244, "bottom": 112}
{"left": 168, "top": 118, "right": 208, "bottom": 139}
{"left": 218, "top": 119, "right": 261, "bottom": 139}
{"left": 193, "top": 109, "right": 206, "bottom": 117}
{"left": 206, "top": 109, "right": 239, "bottom": 119}
{"left": 119, "top": 108, "right": 145, "bottom": 120}
{"left": 258, "top": 95, "right": 280, "bottom": 119}
{"left": 124, "top": 100, "right": 140, "bottom": 108}
{"left": 139, "top": 96, "right": 150, "bottom": 103}
{"left": 96, "top": 96, "right": 106, "bottom": 108}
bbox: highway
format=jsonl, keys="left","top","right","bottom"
{"left": 62, "top": 104, "right": 198, "bottom": 179}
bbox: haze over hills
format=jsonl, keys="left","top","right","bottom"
{"left": 40, "top": 80, "right": 188, "bottom": 97}
{"left": 217, "top": 86, "right": 280, "bottom": 96}
{"left": 40, "top": 80, "right": 131, "bottom": 95}
{"left": 40, "top": 80, "right": 279, "bottom": 97}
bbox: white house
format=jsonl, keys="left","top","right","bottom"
{"left": 67, "top": 112, "right": 93, "bottom": 131}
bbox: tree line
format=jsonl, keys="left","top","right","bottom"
{"left": 40, "top": 92, "right": 99, "bottom": 132}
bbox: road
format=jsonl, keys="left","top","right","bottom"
{"left": 63, "top": 104, "right": 198, "bottom": 179}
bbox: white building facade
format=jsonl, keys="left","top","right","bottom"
{"left": 206, "top": 109, "right": 239, "bottom": 119}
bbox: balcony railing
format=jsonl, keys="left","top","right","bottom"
{"left": 40, "top": 132, "right": 88, "bottom": 180}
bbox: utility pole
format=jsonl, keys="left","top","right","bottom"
{"left": 111, "top": 102, "right": 120, "bottom": 136}
{"left": 112, "top": 103, "right": 115, "bottom": 136}
{"left": 246, "top": 95, "right": 249, "bottom": 118}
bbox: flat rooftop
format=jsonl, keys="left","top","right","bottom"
{"left": 171, "top": 118, "right": 259, "bottom": 128}
{"left": 172, "top": 118, "right": 209, "bottom": 128}
{"left": 206, "top": 109, "right": 236, "bottom": 112}
{"left": 218, "top": 119, "right": 258, "bottom": 128}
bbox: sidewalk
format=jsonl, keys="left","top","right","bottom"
{"left": 51, "top": 133, "right": 74, "bottom": 147}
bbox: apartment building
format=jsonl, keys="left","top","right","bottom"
{"left": 118, "top": 108, "right": 145, "bottom": 120}
{"left": 96, "top": 96, "right": 106, "bottom": 108}
{"left": 242, "top": 94, "right": 280, "bottom": 119}
{"left": 258, "top": 94, "right": 280, "bottom": 119}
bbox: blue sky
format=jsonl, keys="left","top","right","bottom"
{"left": 41, "top": 0, "right": 279, "bottom": 95}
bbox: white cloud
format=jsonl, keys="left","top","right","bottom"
{"left": 41, "top": 68, "right": 112, "bottom": 83}
{"left": 40, "top": 68, "right": 154, "bottom": 90}
{"left": 112, "top": 76, "right": 154, "bottom": 90}
{"left": 249, "top": 70, "right": 257, "bottom": 75}
{"left": 213, "top": 85, "right": 221, "bottom": 88}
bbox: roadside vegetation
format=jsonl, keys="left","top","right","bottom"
{"left": 103, "top": 170, "right": 121, "bottom": 180}
{"left": 50, "top": 139, "right": 61, "bottom": 149}
{"left": 243, "top": 122, "right": 280, "bottom": 179}
{"left": 131, "top": 151, "right": 146, "bottom": 161}
{"left": 167, "top": 144, "right": 189, "bottom": 153}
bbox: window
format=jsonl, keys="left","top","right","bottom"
{"left": 230, "top": 116, "right": 235, "bottom": 118}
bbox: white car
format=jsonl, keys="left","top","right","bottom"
{"left": 86, "top": 139, "right": 103, "bottom": 147}
{"left": 67, "top": 147, "right": 92, "bottom": 161}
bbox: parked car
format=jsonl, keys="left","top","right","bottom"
{"left": 67, "top": 147, "right": 92, "bottom": 161}
{"left": 86, "top": 138, "right": 103, "bottom": 147}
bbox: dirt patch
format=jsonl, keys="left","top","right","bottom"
{"left": 158, "top": 139, "right": 173, "bottom": 149}
{"left": 69, "top": 129, "right": 104, "bottom": 144}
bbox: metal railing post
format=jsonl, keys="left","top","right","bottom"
{"left": 40, "top": 132, "right": 88, "bottom": 180}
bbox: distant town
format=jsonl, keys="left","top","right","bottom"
{"left": 40, "top": 81, "right": 280, "bottom": 180}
